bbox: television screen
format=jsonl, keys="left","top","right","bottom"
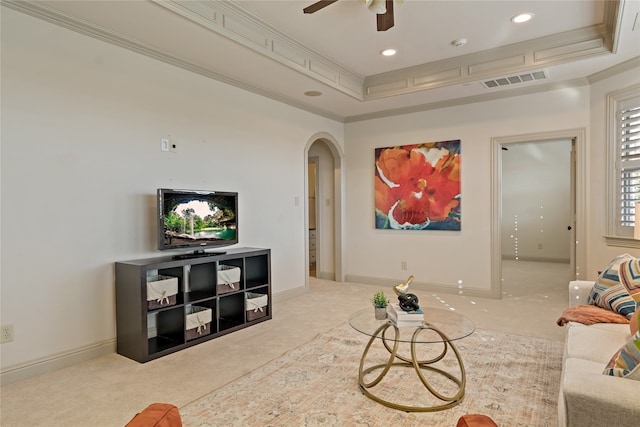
{"left": 157, "top": 188, "right": 238, "bottom": 253}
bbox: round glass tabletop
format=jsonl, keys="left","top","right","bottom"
{"left": 349, "top": 307, "right": 475, "bottom": 344}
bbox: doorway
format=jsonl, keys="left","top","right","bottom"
{"left": 500, "top": 139, "right": 573, "bottom": 298}
{"left": 308, "top": 157, "right": 318, "bottom": 277}
{"left": 491, "top": 129, "right": 586, "bottom": 298}
{"left": 305, "top": 133, "right": 345, "bottom": 285}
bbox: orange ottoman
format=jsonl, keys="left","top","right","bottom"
{"left": 456, "top": 414, "right": 498, "bottom": 427}
{"left": 125, "top": 403, "right": 182, "bottom": 427}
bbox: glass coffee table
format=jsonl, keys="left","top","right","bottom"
{"left": 349, "top": 307, "right": 475, "bottom": 412}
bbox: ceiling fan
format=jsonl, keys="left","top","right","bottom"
{"left": 303, "top": 0, "right": 396, "bottom": 31}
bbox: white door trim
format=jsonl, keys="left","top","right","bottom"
{"left": 491, "top": 128, "right": 587, "bottom": 298}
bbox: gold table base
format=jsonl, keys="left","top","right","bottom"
{"left": 358, "top": 321, "right": 466, "bottom": 412}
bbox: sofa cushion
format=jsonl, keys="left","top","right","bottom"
{"left": 564, "top": 356, "right": 609, "bottom": 375}
{"left": 587, "top": 254, "right": 636, "bottom": 319}
{"left": 602, "top": 328, "right": 640, "bottom": 380}
{"left": 565, "top": 322, "right": 630, "bottom": 363}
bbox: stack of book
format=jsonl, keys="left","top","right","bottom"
{"left": 387, "top": 303, "right": 424, "bottom": 327}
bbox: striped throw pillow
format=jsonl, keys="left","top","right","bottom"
{"left": 620, "top": 258, "right": 640, "bottom": 305}
{"left": 587, "top": 254, "right": 637, "bottom": 319}
{"left": 603, "top": 328, "right": 640, "bottom": 380}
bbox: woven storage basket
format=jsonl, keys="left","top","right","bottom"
{"left": 185, "top": 306, "right": 212, "bottom": 340}
{"left": 146, "top": 275, "right": 178, "bottom": 310}
{"left": 217, "top": 264, "right": 241, "bottom": 294}
{"left": 246, "top": 292, "right": 268, "bottom": 321}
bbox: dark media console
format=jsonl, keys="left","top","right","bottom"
{"left": 115, "top": 247, "right": 271, "bottom": 363}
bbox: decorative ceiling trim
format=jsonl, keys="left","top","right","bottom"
{"left": 346, "top": 78, "right": 591, "bottom": 123}
{"left": 2, "top": 0, "right": 632, "bottom": 125}
{"left": 154, "top": 0, "right": 620, "bottom": 102}
{"left": 363, "top": 25, "right": 612, "bottom": 100}
{"left": 154, "top": 0, "right": 365, "bottom": 100}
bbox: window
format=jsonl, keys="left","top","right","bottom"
{"left": 607, "top": 84, "right": 640, "bottom": 243}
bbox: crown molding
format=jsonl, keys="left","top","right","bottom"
{"left": 345, "top": 78, "right": 590, "bottom": 123}
{"left": 587, "top": 55, "right": 640, "bottom": 83}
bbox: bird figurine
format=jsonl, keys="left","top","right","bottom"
{"left": 393, "top": 275, "right": 420, "bottom": 312}
{"left": 393, "top": 275, "right": 414, "bottom": 296}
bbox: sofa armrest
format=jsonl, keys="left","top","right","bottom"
{"left": 562, "top": 373, "right": 640, "bottom": 427}
{"left": 568, "top": 281, "right": 593, "bottom": 307}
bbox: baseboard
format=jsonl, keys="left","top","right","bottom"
{"left": 316, "top": 271, "right": 335, "bottom": 281}
{"left": 272, "top": 285, "right": 308, "bottom": 303}
{"left": 502, "top": 256, "right": 570, "bottom": 263}
{"left": 345, "top": 274, "right": 495, "bottom": 299}
{"left": 0, "top": 338, "right": 116, "bottom": 386}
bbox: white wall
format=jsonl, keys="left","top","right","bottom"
{"left": 501, "top": 140, "right": 572, "bottom": 262}
{"left": 0, "top": 10, "right": 343, "bottom": 372}
{"left": 344, "top": 87, "right": 592, "bottom": 294}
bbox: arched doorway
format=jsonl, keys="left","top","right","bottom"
{"left": 304, "top": 133, "right": 345, "bottom": 287}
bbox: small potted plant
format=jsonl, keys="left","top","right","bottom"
{"left": 371, "top": 290, "right": 389, "bottom": 320}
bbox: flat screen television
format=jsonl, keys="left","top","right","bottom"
{"left": 157, "top": 188, "right": 238, "bottom": 257}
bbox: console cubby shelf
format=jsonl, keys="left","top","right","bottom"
{"left": 115, "top": 247, "right": 271, "bottom": 363}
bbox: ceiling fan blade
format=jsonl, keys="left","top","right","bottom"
{"left": 376, "top": 0, "right": 394, "bottom": 31}
{"left": 303, "top": 0, "right": 339, "bottom": 14}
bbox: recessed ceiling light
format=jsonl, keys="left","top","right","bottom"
{"left": 511, "top": 13, "right": 534, "bottom": 23}
{"left": 380, "top": 48, "right": 397, "bottom": 57}
{"left": 304, "top": 90, "right": 322, "bottom": 97}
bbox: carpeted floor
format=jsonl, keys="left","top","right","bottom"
{"left": 180, "top": 322, "right": 563, "bottom": 426}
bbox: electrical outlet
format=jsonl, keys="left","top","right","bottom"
{"left": 161, "top": 138, "right": 170, "bottom": 152}
{"left": 1, "top": 324, "right": 14, "bottom": 343}
{"left": 401, "top": 261, "right": 407, "bottom": 270}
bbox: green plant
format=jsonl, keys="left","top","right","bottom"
{"left": 371, "top": 290, "right": 389, "bottom": 308}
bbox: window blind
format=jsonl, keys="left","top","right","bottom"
{"left": 618, "top": 96, "right": 640, "bottom": 228}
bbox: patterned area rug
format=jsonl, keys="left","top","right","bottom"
{"left": 180, "top": 323, "right": 563, "bottom": 426}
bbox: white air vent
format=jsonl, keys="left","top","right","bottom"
{"left": 482, "top": 71, "right": 547, "bottom": 89}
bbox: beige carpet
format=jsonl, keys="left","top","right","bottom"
{"left": 180, "top": 322, "right": 563, "bottom": 426}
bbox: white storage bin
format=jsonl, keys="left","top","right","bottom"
{"left": 185, "top": 306, "right": 212, "bottom": 340}
{"left": 246, "top": 292, "right": 268, "bottom": 321}
{"left": 146, "top": 275, "right": 178, "bottom": 310}
{"left": 217, "top": 264, "right": 241, "bottom": 294}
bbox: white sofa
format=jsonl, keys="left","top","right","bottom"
{"left": 558, "top": 280, "right": 640, "bottom": 427}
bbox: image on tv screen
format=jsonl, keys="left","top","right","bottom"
{"left": 161, "top": 191, "right": 237, "bottom": 248}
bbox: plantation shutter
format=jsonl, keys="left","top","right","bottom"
{"left": 618, "top": 95, "right": 640, "bottom": 228}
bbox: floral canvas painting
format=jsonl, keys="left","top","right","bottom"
{"left": 375, "top": 140, "right": 461, "bottom": 230}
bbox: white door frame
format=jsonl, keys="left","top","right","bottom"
{"left": 490, "top": 128, "right": 586, "bottom": 298}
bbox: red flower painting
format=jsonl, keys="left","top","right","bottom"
{"left": 375, "top": 140, "right": 461, "bottom": 230}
